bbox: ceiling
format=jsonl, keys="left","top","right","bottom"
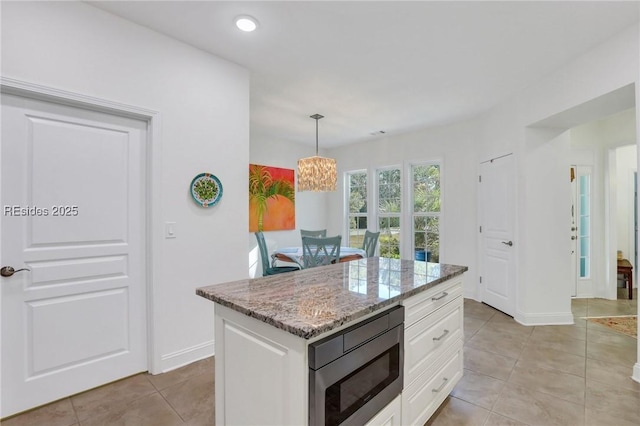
{"left": 89, "top": 1, "right": 640, "bottom": 148}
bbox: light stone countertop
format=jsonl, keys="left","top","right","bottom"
{"left": 196, "top": 257, "right": 468, "bottom": 339}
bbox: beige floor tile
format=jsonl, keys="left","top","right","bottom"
{"left": 484, "top": 317, "right": 534, "bottom": 339}
{"left": 585, "top": 358, "right": 640, "bottom": 393}
{"left": 585, "top": 407, "right": 640, "bottom": 426}
{"left": 147, "top": 357, "right": 214, "bottom": 391}
{"left": 160, "top": 370, "right": 215, "bottom": 422}
{"left": 184, "top": 408, "right": 215, "bottom": 426}
{"left": 587, "top": 303, "right": 636, "bottom": 317}
{"left": 464, "top": 300, "right": 498, "bottom": 321}
{"left": 483, "top": 412, "right": 529, "bottom": 426}
{"left": 508, "top": 362, "right": 585, "bottom": 405}
{"left": 586, "top": 339, "right": 637, "bottom": 367}
{"left": 528, "top": 327, "right": 586, "bottom": 357}
{"left": 532, "top": 324, "right": 587, "bottom": 341}
{"left": 425, "top": 396, "right": 490, "bottom": 426}
{"left": 492, "top": 383, "right": 585, "bottom": 426}
{"left": 585, "top": 327, "right": 637, "bottom": 347}
{"left": 518, "top": 343, "right": 585, "bottom": 377}
{"left": 451, "top": 369, "right": 506, "bottom": 410}
{"left": 585, "top": 379, "right": 640, "bottom": 425}
{"left": 70, "top": 374, "right": 157, "bottom": 422}
{"left": 1, "top": 398, "right": 78, "bottom": 426}
{"left": 464, "top": 316, "right": 487, "bottom": 342}
{"left": 466, "top": 327, "right": 527, "bottom": 360}
{"left": 463, "top": 346, "right": 517, "bottom": 381}
{"left": 79, "top": 393, "right": 183, "bottom": 426}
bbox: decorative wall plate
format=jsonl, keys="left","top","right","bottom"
{"left": 190, "top": 173, "right": 223, "bottom": 207}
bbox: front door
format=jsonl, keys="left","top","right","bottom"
{"left": 479, "top": 154, "right": 516, "bottom": 316}
{"left": 570, "top": 165, "right": 578, "bottom": 297}
{"left": 1, "top": 93, "right": 148, "bottom": 417}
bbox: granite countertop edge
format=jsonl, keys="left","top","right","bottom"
{"left": 196, "top": 264, "right": 467, "bottom": 340}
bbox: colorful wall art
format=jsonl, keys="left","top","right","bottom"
{"left": 249, "top": 164, "right": 295, "bottom": 232}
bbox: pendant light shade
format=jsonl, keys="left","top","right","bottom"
{"left": 297, "top": 114, "right": 337, "bottom": 192}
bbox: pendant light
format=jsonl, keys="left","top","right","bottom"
{"left": 297, "top": 114, "right": 337, "bottom": 192}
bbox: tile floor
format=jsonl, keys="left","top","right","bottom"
{"left": 2, "top": 297, "right": 638, "bottom": 426}
{"left": 427, "top": 297, "right": 639, "bottom": 426}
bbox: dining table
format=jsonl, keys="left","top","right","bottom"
{"left": 272, "top": 246, "right": 367, "bottom": 268}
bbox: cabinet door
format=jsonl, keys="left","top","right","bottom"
{"left": 404, "top": 297, "right": 463, "bottom": 385}
{"left": 402, "top": 341, "right": 463, "bottom": 426}
{"left": 365, "top": 395, "right": 402, "bottom": 426}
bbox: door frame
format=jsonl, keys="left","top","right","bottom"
{"left": 0, "top": 77, "right": 163, "bottom": 374}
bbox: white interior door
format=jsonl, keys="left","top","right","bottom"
{"left": 479, "top": 154, "right": 516, "bottom": 316}
{"left": 1, "top": 94, "right": 147, "bottom": 417}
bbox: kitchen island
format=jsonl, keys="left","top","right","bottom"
{"left": 197, "top": 257, "right": 467, "bottom": 426}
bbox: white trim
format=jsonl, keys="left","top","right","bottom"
{"left": 514, "top": 309, "right": 574, "bottom": 326}
{"left": 158, "top": 340, "right": 215, "bottom": 374}
{"left": 1, "top": 76, "right": 163, "bottom": 374}
{"left": 632, "top": 363, "right": 640, "bottom": 383}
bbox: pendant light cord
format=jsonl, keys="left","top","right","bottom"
{"left": 315, "top": 117, "right": 319, "bottom": 156}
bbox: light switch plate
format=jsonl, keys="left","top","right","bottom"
{"left": 165, "top": 222, "right": 177, "bottom": 239}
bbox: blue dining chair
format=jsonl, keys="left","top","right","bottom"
{"left": 300, "top": 229, "right": 327, "bottom": 238}
{"left": 255, "top": 232, "right": 300, "bottom": 276}
{"left": 301, "top": 235, "right": 342, "bottom": 268}
{"left": 362, "top": 230, "right": 380, "bottom": 257}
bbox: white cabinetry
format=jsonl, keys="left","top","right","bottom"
{"left": 364, "top": 395, "right": 402, "bottom": 426}
{"left": 401, "top": 277, "right": 464, "bottom": 426}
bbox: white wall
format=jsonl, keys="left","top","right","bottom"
{"left": 249, "top": 136, "right": 331, "bottom": 276}
{"left": 616, "top": 145, "right": 637, "bottom": 270}
{"left": 322, "top": 23, "right": 640, "bottom": 325}
{"left": 1, "top": 2, "right": 250, "bottom": 372}
{"left": 569, "top": 108, "right": 637, "bottom": 298}
{"left": 487, "top": 24, "right": 638, "bottom": 324}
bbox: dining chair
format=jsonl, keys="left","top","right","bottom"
{"left": 362, "top": 230, "right": 380, "bottom": 257}
{"left": 301, "top": 235, "right": 342, "bottom": 268}
{"left": 255, "top": 232, "right": 300, "bottom": 276}
{"left": 300, "top": 229, "right": 327, "bottom": 238}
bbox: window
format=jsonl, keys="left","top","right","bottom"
{"left": 411, "top": 163, "right": 441, "bottom": 262}
{"left": 347, "top": 171, "right": 367, "bottom": 248}
{"left": 345, "top": 161, "right": 441, "bottom": 261}
{"left": 378, "top": 168, "right": 401, "bottom": 259}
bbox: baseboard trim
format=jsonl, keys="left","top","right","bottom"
{"left": 157, "top": 340, "right": 214, "bottom": 374}
{"left": 514, "top": 310, "right": 574, "bottom": 326}
{"left": 632, "top": 363, "right": 640, "bottom": 383}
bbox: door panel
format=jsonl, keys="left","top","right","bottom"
{"left": 479, "top": 155, "right": 515, "bottom": 316}
{"left": 1, "top": 94, "right": 147, "bottom": 417}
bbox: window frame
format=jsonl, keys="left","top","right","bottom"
{"left": 343, "top": 158, "right": 443, "bottom": 261}
{"left": 407, "top": 161, "right": 442, "bottom": 263}
{"left": 344, "top": 170, "right": 369, "bottom": 249}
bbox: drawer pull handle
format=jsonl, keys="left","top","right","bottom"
{"left": 432, "top": 292, "right": 448, "bottom": 301}
{"left": 433, "top": 329, "right": 449, "bottom": 341}
{"left": 432, "top": 377, "right": 448, "bottom": 393}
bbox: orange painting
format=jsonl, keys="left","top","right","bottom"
{"left": 249, "top": 164, "right": 295, "bottom": 231}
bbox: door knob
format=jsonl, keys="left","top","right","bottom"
{"left": 571, "top": 236, "right": 577, "bottom": 240}
{"left": 501, "top": 241, "right": 513, "bottom": 247}
{"left": 0, "top": 266, "right": 30, "bottom": 277}
{"left": 571, "top": 226, "right": 577, "bottom": 231}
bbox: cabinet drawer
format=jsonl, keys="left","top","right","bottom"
{"left": 402, "top": 278, "right": 462, "bottom": 328}
{"left": 402, "top": 340, "right": 463, "bottom": 426}
{"left": 404, "top": 296, "right": 462, "bottom": 385}
{"left": 364, "top": 394, "right": 401, "bottom": 426}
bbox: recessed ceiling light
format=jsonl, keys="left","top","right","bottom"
{"left": 235, "top": 15, "right": 258, "bottom": 32}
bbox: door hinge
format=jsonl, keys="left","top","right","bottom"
{"left": 478, "top": 175, "right": 482, "bottom": 183}
{"left": 479, "top": 276, "right": 482, "bottom": 283}
{"left": 479, "top": 226, "right": 482, "bottom": 233}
